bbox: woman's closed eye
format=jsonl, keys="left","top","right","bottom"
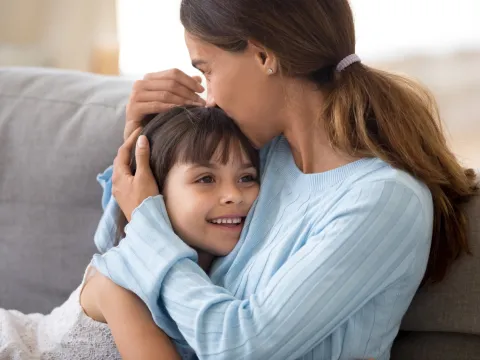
{"left": 197, "top": 68, "right": 211, "bottom": 81}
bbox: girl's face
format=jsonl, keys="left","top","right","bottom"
{"left": 185, "top": 32, "right": 285, "bottom": 149}
{"left": 162, "top": 144, "right": 259, "bottom": 256}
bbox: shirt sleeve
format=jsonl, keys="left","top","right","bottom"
{"left": 93, "top": 165, "right": 119, "bottom": 254}
{"left": 92, "top": 180, "right": 432, "bottom": 359}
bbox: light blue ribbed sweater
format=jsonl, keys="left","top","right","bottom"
{"left": 92, "top": 136, "right": 433, "bottom": 360}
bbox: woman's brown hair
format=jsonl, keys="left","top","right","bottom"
{"left": 180, "top": 0, "right": 478, "bottom": 283}
{"left": 115, "top": 106, "right": 260, "bottom": 245}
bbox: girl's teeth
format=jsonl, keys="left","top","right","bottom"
{"left": 211, "top": 218, "right": 241, "bottom": 224}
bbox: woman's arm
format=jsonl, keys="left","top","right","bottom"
{"left": 81, "top": 269, "right": 181, "bottom": 360}
{"left": 92, "top": 180, "right": 431, "bottom": 359}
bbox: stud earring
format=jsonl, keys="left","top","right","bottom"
{"left": 267, "top": 68, "right": 274, "bottom": 75}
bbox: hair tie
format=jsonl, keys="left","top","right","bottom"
{"left": 336, "top": 54, "right": 361, "bottom": 72}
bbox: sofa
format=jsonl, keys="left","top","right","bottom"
{"left": 0, "top": 66, "right": 479, "bottom": 359}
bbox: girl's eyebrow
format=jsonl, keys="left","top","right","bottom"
{"left": 189, "top": 162, "right": 255, "bottom": 170}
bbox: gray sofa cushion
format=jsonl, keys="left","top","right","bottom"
{"left": 400, "top": 194, "right": 480, "bottom": 335}
{"left": 0, "top": 67, "right": 131, "bottom": 313}
{"left": 392, "top": 332, "right": 480, "bottom": 360}
{"left": 391, "top": 193, "right": 480, "bottom": 358}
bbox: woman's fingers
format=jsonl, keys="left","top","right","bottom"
{"left": 144, "top": 68, "right": 204, "bottom": 93}
{"left": 112, "top": 128, "right": 159, "bottom": 221}
{"left": 133, "top": 102, "right": 178, "bottom": 116}
{"left": 139, "top": 80, "right": 205, "bottom": 104}
{"left": 192, "top": 75, "right": 203, "bottom": 84}
{"left": 134, "top": 135, "right": 152, "bottom": 179}
{"left": 124, "top": 69, "right": 206, "bottom": 140}
{"left": 124, "top": 102, "right": 175, "bottom": 141}
{"left": 135, "top": 89, "right": 204, "bottom": 106}
{"left": 115, "top": 128, "right": 143, "bottom": 175}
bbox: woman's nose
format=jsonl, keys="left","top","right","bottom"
{"left": 205, "top": 85, "right": 216, "bottom": 108}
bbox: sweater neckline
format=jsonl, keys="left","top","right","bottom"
{"left": 277, "top": 137, "right": 383, "bottom": 191}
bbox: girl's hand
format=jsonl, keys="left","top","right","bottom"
{"left": 124, "top": 69, "right": 205, "bottom": 141}
{"left": 112, "top": 129, "right": 159, "bottom": 221}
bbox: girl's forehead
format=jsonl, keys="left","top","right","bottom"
{"left": 210, "top": 141, "right": 252, "bottom": 165}
{"left": 175, "top": 141, "right": 253, "bottom": 169}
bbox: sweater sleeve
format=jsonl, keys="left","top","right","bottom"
{"left": 92, "top": 167, "right": 196, "bottom": 357}
{"left": 93, "top": 165, "right": 119, "bottom": 254}
{"left": 92, "top": 180, "right": 432, "bottom": 359}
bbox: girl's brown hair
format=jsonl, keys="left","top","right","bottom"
{"left": 115, "top": 106, "right": 260, "bottom": 245}
{"left": 180, "top": 0, "right": 478, "bottom": 283}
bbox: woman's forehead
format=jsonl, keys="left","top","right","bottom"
{"left": 185, "top": 31, "right": 220, "bottom": 63}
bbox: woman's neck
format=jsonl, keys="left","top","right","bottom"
{"left": 282, "top": 82, "right": 356, "bottom": 174}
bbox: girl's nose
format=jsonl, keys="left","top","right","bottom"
{"left": 220, "top": 185, "right": 243, "bottom": 205}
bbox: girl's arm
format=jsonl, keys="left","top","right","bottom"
{"left": 80, "top": 269, "right": 181, "bottom": 360}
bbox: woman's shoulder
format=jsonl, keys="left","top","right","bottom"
{"left": 350, "top": 158, "right": 433, "bottom": 209}
{"left": 299, "top": 157, "right": 434, "bottom": 237}
{"left": 329, "top": 158, "right": 435, "bottom": 246}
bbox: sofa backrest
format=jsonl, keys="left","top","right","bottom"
{"left": 401, "top": 192, "right": 480, "bottom": 335}
{"left": 0, "top": 67, "right": 132, "bottom": 312}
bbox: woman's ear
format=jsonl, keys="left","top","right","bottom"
{"left": 248, "top": 40, "right": 279, "bottom": 75}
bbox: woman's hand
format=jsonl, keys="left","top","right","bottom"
{"left": 124, "top": 69, "right": 206, "bottom": 141}
{"left": 112, "top": 128, "right": 159, "bottom": 221}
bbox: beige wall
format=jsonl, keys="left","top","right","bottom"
{"left": 0, "top": 0, "right": 118, "bottom": 73}
{"left": 0, "top": 0, "right": 47, "bottom": 44}
{"left": 377, "top": 52, "right": 480, "bottom": 167}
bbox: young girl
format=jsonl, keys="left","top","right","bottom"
{"left": 0, "top": 106, "right": 260, "bottom": 359}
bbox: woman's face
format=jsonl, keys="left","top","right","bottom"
{"left": 185, "top": 32, "right": 285, "bottom": 148}
{"left": 162, "top": 144, "right": 259, "bottom": 256}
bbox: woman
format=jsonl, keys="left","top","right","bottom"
{"left": 92, "top": 0, "right": 478, "bottom": 359}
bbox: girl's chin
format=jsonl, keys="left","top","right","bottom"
{"left": 199, "top": 242, "right": 237, "bottom": 258}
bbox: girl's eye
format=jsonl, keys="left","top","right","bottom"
{"left": 197, "top": 175, "right": 214, "bottom": 184}
{"left": 239, "top": 174, "right": 256, "bottom": 183}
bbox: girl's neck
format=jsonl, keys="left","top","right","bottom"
{"left": 197, "top": 250, "right": 215, "bottom": 272}
{"left": 282, "top": 82, "right": 357, "bottom": 174}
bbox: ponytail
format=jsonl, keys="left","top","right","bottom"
{"left": 323, "top": 63, "right": 478, "bottom": 284}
